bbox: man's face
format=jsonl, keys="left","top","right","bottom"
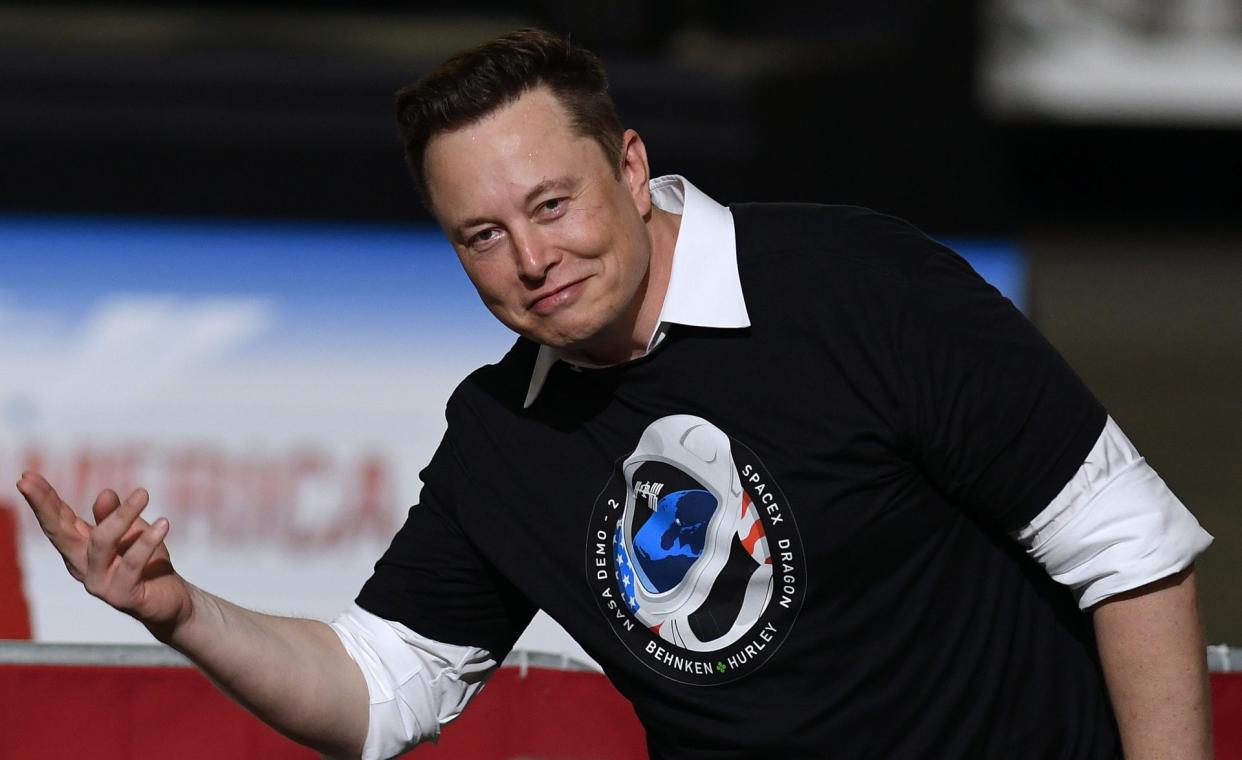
{"left": 424, "top": 87, "right": 654, "bottom": 360}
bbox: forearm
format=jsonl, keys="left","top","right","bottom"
{"left": 164, "top": 584, "right": 369, "bottom": 758}
{"left": 1092, "top": 565, "right": 1213, "bottom": 759}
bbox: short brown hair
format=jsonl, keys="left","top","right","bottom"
{"left": 395, "top": 28, "right": 624, "bottom": 210}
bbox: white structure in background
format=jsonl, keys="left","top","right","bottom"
{"left": 981, "top": 0, "right": 1242, "bottom": 124}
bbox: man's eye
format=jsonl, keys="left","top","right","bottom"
{"left": 540, "top": 198, "right": 566, "bottom": 216}
{"left": 468, "top": 228, "right": 502, "bottom": 250}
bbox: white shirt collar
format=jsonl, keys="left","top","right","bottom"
{"left": 523, "top": 175, "right": 750, "bottom": 408}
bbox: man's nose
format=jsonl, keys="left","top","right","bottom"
{"left": 513, "top": 228, "right": 559, "bottom": 282}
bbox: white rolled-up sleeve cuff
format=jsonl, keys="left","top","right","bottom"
{"left": 329, "top": 604, "right": 498, "bottom": 760}
{"left": 1012, "top": 415, "right": 1213, "bottom": 609}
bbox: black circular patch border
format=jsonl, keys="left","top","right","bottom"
{"left": 584, "top": 425, "right": 805, "bottom": 685}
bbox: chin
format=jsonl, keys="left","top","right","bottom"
{"left": 540, "top": 331, "right": 598, "bottom": 352}
{"left": 517, "top": 300, "right": 626, "bottom": 354}
{"left": 528, "top": 315, "right": 610, "bottom": 350}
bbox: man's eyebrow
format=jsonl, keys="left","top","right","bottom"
{"left": 523, "top": 176, "right": 577, "bottom": 207}
{"left": 453, "top": 177, "right": 580, "bottom": 236}
{"left": 455, "top": 215, "right": 493, "bottom": 235}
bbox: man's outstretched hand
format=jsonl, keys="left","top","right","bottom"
{"left": 15, "top": 471, "right": 369, "bottom": 757}
{"left": 16, "top": 472, "right": 192, "bottom": 641}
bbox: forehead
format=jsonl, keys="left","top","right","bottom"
{"left": 423, "top": 88, "right": 607, "bottom": 223}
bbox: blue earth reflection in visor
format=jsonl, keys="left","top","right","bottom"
{"left": 631, "top": 489, "right": 718, "bottom": 593}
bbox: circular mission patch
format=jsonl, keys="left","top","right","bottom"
{"left": 585, "top": 414, "right": 805, "bottom": 685}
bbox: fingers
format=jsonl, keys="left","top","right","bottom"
{"left": 16, "top": 471, "right": 74, "bottom": 533}
{"left": 17, "top": 471, "right": 93, "bottom": 553}
{"left": 86, "top": 487, "right": 151, "bottom": 580}
{"left": 15, "top": 470, "right": 51, "bottom": 499}
{"left": 92, "top": 489, "right": 121, "bottom": 524}
{"left": 111, "top": 518, "right": 170, "bottom": 595}
{"left": 94, "top": 488, "right": 156, "bottom": 557}
{"left": 16, "top": 473, "right": 169, "bottom": 612}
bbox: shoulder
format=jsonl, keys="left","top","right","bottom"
{"left": 447, "top": 337, "right": 538, "bottom": 419}
{"left": 728, "top": 202, "right": 947, "bottom": 284}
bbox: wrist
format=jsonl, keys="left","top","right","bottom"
{"left": 147, "top": 581, "right": 201, "bottom": 647}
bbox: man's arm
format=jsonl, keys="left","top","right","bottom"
{"left": 16, "top": 472, "right": 369, "bottom": 759}
{"left": 1093, "top": 565, "right": 1214, "bottom": 760}
{"left": 1008, "top": 415, "right": 1214, "bottom": 755}
{"left": 168, "top": 586, "right": 369, "bottom": 758}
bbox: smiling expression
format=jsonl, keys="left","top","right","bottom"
{"left": 423, "top": 87, "right": 671, "bottom": 363}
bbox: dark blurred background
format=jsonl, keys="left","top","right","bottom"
{"left": 1, "top": 1, "right": 1238, "bottom": 641}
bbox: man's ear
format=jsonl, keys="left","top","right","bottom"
{"left": 619, "top": 129, "right": 652, "bottom": 217}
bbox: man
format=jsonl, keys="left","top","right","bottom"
{"left": 17, "top": 28, "right": 1214, "bottom": 760}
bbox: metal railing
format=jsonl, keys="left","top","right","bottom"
{"left": 0, "top": 640, "right": 599, "bottom": 673}
{"left": 1, "top": 640, "right": 1235, "bottom": 672}
{"left": 1208, "top": 644, "right": 1241, "bottom": 673}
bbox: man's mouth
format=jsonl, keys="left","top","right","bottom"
{"left": 530, "top": 277, "right": 588, "bottom": 315}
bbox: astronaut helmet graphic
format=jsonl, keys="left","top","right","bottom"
{"left": 613, "top": 415, "right": 774, "bottom": 652}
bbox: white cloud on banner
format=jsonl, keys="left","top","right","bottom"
{"left": 0, "top": 289, "right": 74, "bottom": 357}
{"left": 43, "top": 295, "right": 274, "bottom": 410}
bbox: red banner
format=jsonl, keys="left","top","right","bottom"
{"left": 1216, "top": 672, "right": 1242, "bottom": 760}
{"left": 0, "top": 662, "right": 645, "bottom": 759}
{"left": 2, "top": 658, "right": 1240, "bottom": 758}
{"left": 0, "top": 505, "right": 31, "bottom": 640}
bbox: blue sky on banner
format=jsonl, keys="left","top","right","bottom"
{"left": 0, "top": 214, "right": 1026, "bottom": 349}
{"left": 0, "top": 214, "right": 514, "bottom": 363}
{"left": 946, "top": 238, "right": 1027, "bottom": 311}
